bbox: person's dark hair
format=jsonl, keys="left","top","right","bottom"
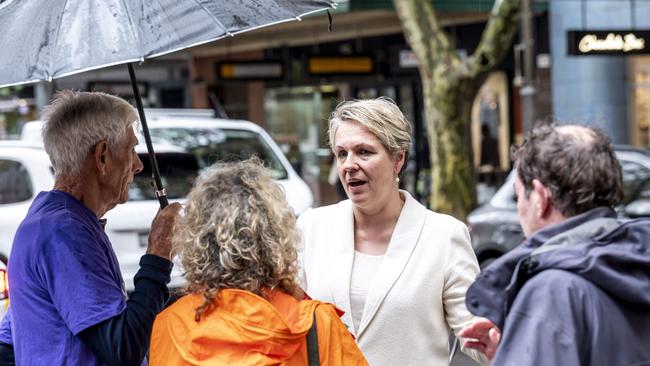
{"left": 511, "top": 124, "right": 623, "bottom": 217}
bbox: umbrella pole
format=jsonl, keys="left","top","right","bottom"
{"left": 127, "top": 63, "right": 169, "bottom": 209}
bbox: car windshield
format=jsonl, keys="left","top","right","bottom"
{"left": 148, "top": 127, "right": 288, "bottom": 180}
{"left": 129, "top": 152, "right": 199, "bottom": 201}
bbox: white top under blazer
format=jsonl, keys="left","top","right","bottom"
{"left": 349, "top": 251, "right": 384, "bottom": 333}
{"left": 297, "top": 190, "right": 487, "bottom": 366}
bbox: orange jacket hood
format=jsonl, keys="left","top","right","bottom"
{"left": 150, "top": 289, "right": 367, "bottom": 366}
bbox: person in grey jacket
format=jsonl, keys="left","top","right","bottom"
{"left": 460, "top": 124, "right": 650, "bottom": 365}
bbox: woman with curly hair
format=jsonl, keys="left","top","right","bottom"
{"left": 150, "top": 159, "right": 366, "bottom": 366}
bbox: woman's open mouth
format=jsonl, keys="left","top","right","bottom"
{"left": 347, "top": 179, "right": 367, "bottom": 192}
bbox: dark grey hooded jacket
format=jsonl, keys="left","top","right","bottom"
{"left": 466, "top": 207, "right": 650, "bottom": 366}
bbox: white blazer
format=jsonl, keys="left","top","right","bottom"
{"left": 297, "top": 191, "right": 486, "bottom": 366}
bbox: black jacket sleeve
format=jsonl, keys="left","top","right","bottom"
{"left": 78, "top": 254, "right": 173, "bottom": 366}
{"left": 0, "top": 343, "right": 14, "bottom": 366}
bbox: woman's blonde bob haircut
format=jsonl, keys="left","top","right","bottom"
{"left": 174, "top": 158, "right": 300, "bottom": 320}
{"left": 328, "top": 97, "right": 412, "bottom": 157}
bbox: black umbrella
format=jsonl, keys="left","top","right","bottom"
{"left": 0, "top": 0, "right": 334, "bottom": 208}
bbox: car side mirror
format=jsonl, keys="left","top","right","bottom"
{"left": 625, "top": 199, "right": 650, "bottom": 218}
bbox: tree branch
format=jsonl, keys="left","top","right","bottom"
{"left": 393, "top": 0, "right": 455, "bottom": 74}
{"left": 468, "top": 0, "right": 520, "bottom": 76}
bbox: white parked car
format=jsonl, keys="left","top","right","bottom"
{"left": 20, "top": 111, "right": 313, "bottom": 215}
{"left": 0, "top": 112, "right": 313, "bottom": 316}
{"left": 139, "top": 109, "right": 314, "bottom": 215}
{"left": 0, "top": 140, "right": 194, "bottom": 298}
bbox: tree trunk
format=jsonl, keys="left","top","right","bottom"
{"left": 394, "top": 0, "right": 520, "bottom": 220}
{"left": 423, "top": 70, "right": 482, "bottom": 218}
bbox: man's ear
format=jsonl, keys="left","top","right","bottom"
{"left": 93, "top": 140, "right": 109, "bottom": 176}
{"left": 531, "top": 179, "right": 552, "bottom": 218}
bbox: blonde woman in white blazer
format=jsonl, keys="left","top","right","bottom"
{"left": 297, "top": 98, "right": 487, "bottom": 366}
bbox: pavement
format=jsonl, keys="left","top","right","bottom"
{"left": 448, "top": 335, "right": 483, "bottom": 366}
{"left": 451, "top": 351, "right": 482, "bottom": 366}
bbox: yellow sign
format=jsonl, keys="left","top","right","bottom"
{"left": 308, "top": 57, "right": 373, "bottom": 74}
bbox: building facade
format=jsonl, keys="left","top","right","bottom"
{"left": 188, "top": 2, "right": 550, "bottom": 205}
{"left": 550, "top": 0, "right": 650, "bottom": 146}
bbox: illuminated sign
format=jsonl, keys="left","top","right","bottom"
{"left": 308, "top": 56, "right": 374, "bottom": 75}
{"left": 568, "top": 30, "right": 650, "bottom": 55}
{"left": 217, "top": 61, "right": 284, "bottom": 80}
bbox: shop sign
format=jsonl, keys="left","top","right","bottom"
{"left": 568, "top": 30, "right": 650, "bottom": 55}
{"left": 307, "top": 56, "right": 374, "bottom": 75}
{"left": 0, "top": 98, "right": 21, "bottom": 112}
{"left": 399, "top": 50, "right": 419, "bottom": 68}
{"left": 217, "top": 61, "right": 284, "bottom": 80}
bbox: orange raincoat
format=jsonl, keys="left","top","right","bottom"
{"left": 150, "top": 289, "right": 368, "bottom": 365}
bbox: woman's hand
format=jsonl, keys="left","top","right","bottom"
{"left": 459, "top": 317, "right": 501, "bottom": 360}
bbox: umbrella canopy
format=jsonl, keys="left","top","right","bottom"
{"left": 0, "top": 0, "right": 333, "bottom": 87}
{"left": 0, "top": 0, "right": 333, "bottom": 208}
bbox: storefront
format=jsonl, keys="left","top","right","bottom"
{"left": 551, "top": 0, "right": 650, "bottom": 146}
{"left": 190, "top": 7, "right": 550, "bottom": 206}
{"left": 257, "top": 31, "right": 429, "bottom": 205}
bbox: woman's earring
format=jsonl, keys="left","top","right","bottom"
{"left": 396, "top": 177, "right": 400, "bottom": 184}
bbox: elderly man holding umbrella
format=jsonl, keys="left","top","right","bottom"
{"left": 0, "top": 1, "right": 334, "bottom": 364}
{"left": 0, "top": 91, "right": 181, "bottom": 365}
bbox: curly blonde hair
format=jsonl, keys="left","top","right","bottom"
{"left": 174, "top": 158, "right": 300, "bottom": 321}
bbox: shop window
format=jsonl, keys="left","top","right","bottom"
{"left": 159, "top": 87, "right": 185, "bottom": 108}
{"left": 470, "top": 72, "right": 510, "bottom": 203}
{"left": 471, "top": 72, "right": 510, "bottom": 172}
{"left": 628, "top": 56, "right": 650, "bottom": 148}
{"left": 265, "top": 86, "right": 340, "bottom": 206}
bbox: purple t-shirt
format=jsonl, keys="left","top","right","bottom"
{"left": 0, "top": 190, "right": 138, "bottom": 365}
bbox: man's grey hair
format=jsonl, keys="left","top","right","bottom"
{"left": 42, "top": 90, "right": 138, "bottom": 177}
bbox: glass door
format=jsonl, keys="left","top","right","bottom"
{"left": 265, "top": 86, "right": 340, "bottom": 206}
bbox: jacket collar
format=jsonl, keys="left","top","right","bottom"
{"left": 330, "top": 190, "right": 427, "bottom": 338}
{"left": 329, "top": 199, "right": 355, "bottom": 328}
{"left": 523, "top": 207, "right": 617, "bottom": 250}
{"left": 465, "top": 207, "right": 616, "bottom": 329}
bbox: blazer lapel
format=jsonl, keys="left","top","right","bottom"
{"left": 356, "top": 191, "right": 427, "bottom": 338}
{"left": 329, "top": 200, "right": 356, "bottom": 331}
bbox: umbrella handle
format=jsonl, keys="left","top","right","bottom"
{"left": 127, "top": 63, "right": 168, "bottom": 209}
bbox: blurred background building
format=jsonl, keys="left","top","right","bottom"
{"left": 3, "top": 0, "right": 650, "bottom": 207}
